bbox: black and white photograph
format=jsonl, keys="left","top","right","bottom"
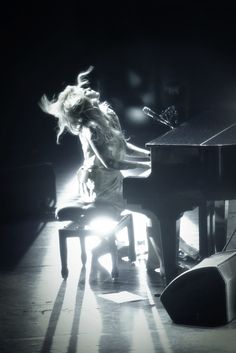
{"left": 1, "top": 2, "right": 236, "bottom": 352}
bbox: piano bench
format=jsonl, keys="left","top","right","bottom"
{"left": 56, "top": 205, "right": 135, "bottom": 279}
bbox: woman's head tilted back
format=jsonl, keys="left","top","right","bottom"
{"left": 39, "top": 66, "right": 103, "bottom": 143}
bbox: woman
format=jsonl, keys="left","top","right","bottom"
{"left": 40, "top": 66, "right": 162, "bottom": 278}
{"left": 40, "top": 66, "right": 150, "bottom": 213}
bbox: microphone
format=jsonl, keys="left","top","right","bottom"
{"left": 143, "top": 106, "right": 176, "bottom": 129}
{"left": 143, "top": 107, "right": 158, "bottom": 119}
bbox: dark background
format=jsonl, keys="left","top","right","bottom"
{"left": 2, "top": 1, "right": 236, "bottom": 169}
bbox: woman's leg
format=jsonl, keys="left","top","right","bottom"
{"left": 91, "top": 236, "right": 118, "bottom": 279}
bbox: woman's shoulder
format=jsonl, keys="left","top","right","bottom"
{"left": 81, "top": 124, "right": 107, "bottom": 145}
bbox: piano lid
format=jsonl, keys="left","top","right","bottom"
{"left": 147, "top": 109, "right": 236, "bottom": 147}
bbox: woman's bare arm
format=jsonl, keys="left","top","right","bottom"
{"left": 125, "top": 142, "right": 150, "bottom": 158}
{"left": 83, "top": 127, "right": 151, "bottom": 170}
{"left": 106, "top": 159, "right": 151, "bottom": 170}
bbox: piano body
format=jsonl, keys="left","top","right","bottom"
{"left": 123, "top": 109, "right": 236, "bottom": 285}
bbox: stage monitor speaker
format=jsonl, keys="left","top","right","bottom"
{"left": 160, "top": 251, "right": 236, "bottom": 326}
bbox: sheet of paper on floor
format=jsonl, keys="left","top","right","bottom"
{"left": 98, "top": 291, "right": 146, "bottom": 303}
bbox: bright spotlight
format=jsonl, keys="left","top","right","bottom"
{"left": 86, "top": 217, "right": 118, "bottom": 236}
{"left": 125, "top": 107, "right": 147, "bottom": 124}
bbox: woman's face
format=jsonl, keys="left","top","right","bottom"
{"left": 84, "top": 88, "right": 100, "bottom": 104}
{"left": 64, "top": 86, "right": 103, "bottom": 128}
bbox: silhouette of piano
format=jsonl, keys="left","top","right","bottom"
{"left": 123, "top": 108, "right": 236, "bottom": 285}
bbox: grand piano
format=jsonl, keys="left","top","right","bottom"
{"left": 123, "top": 108, "right": 236, "bottom": 285}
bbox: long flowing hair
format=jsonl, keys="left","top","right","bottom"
{"left": 39, "top": 66, "right": 124, "bottom": 144}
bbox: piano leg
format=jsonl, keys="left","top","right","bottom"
{"left": 158, "top": 216, "right": 180, "bottom": 285}
{"left": 198, "top": 201, "right": 215, "bottom": 258}
{"left": 214, "top": 200, "right": 228, "bottom": 252}
{"left": 198, "top": 200, "right": 228, "bottom": 258}
{"left": 144, "top": 207, "right": 180, "bottom": 285}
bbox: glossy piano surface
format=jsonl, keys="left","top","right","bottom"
{"left": 147, "top": 109, "right": 236, "bottom": 146}
{"left": 125, "top": 109, "right": 236, "bottom": 199}
{"left": 123, "top": 109, "right": 236, "bottom": 285}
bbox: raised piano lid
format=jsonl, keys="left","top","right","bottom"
{"left": 147, "top": 109, "right": 236, "bottom": 147}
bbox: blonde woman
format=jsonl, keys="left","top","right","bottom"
{"left": 40, "top": 67, "right": 162, "bottom": 279}
{"left": 40, "top": 66, "right": 150, "bottom": 213}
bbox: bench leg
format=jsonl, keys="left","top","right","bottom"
{"left": 80, "top": 237, "right": 87, "bottom": 265}
{"left": 59, "top": 230, "right": 68, "bottom": 279}
{"left": 91, "top": 236, "right": 119, "bottom": 279}
{"left": 126, "top": 215, "right": 136, "bottom": 262}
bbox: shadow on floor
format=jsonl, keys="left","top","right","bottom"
{"left": 0, "top": 218, "right": 48, "bottom": 269}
